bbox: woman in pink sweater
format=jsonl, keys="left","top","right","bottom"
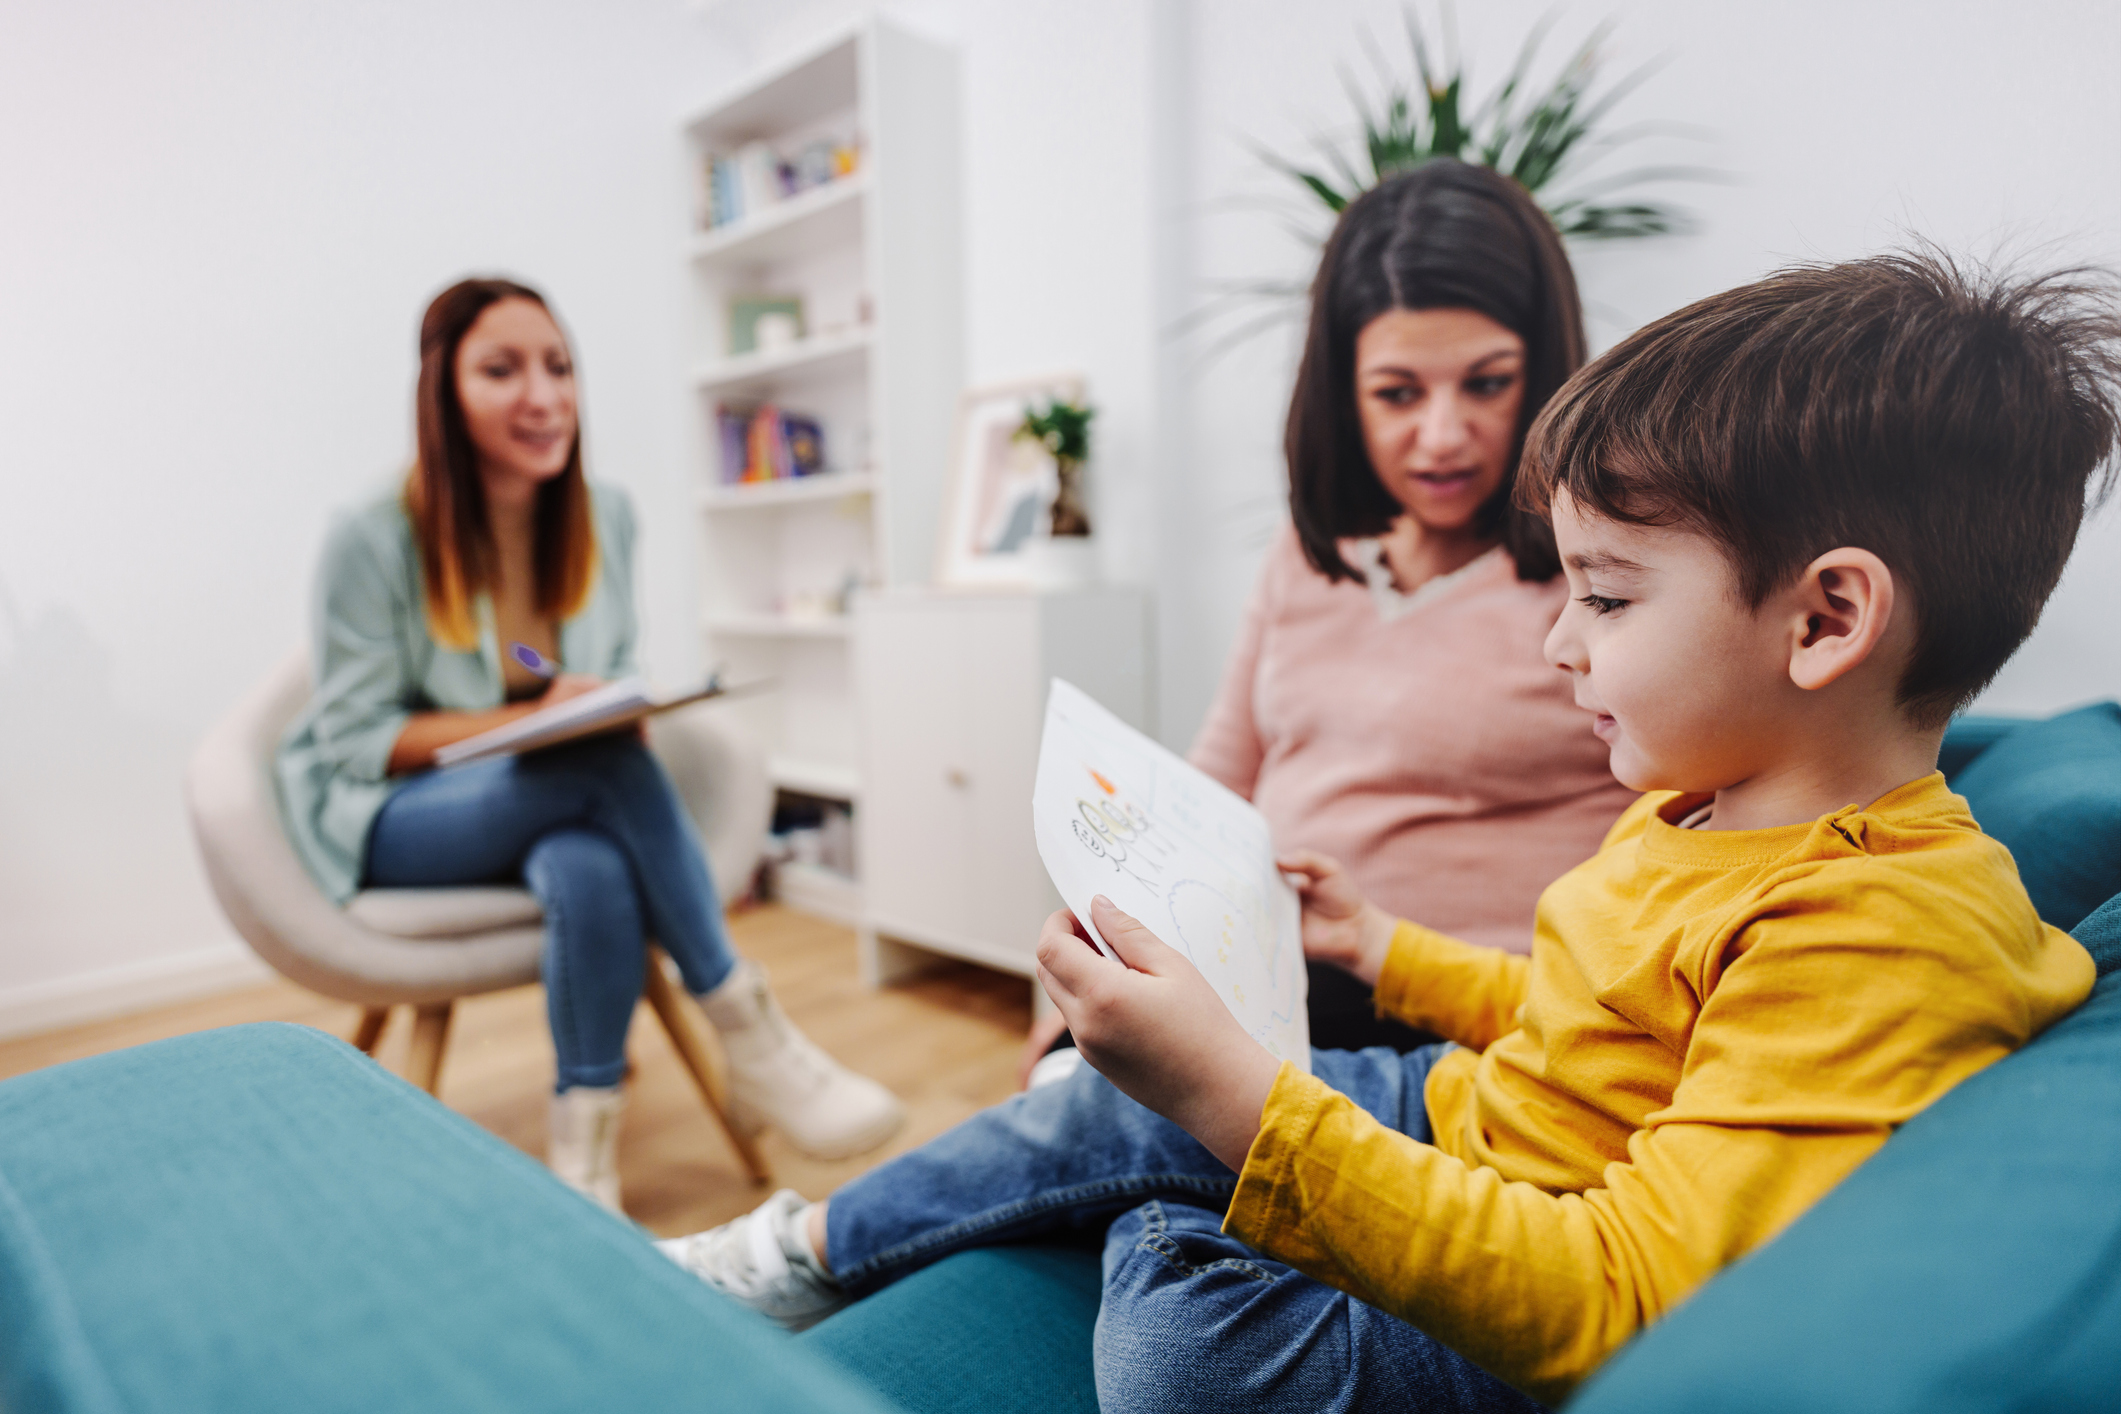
{"left": 1220, "top": 160, "right": 1633, "bottom": 1046}
{"left": 1027, "top": 160, "right": 1633, "bottom": 1075}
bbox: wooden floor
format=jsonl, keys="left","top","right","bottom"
{"left": 0, "top": 905, "right": 1032, "bottom": 1238}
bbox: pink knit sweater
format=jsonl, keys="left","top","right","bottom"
{"left": 1189, "top": 528, "right": 1635, "bottom": 954}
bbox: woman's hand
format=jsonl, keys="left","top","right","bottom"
{"left": 539, "top": 673, "right": 649, "bottom": 741}
{"left": 1278, "top": 850, "right": 1398, "bottom": 987}
{"left": 540, "top": 673, "right": 606, "bottom": 707}
{"left": 1034, "top": 898, "right": 1281, "bottom": 1173}
{"left": 386, "top": 674, "right": 614, "bottom": 773}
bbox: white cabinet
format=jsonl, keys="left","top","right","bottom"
{"left": 854, "top": 588, "right": 1151, "bottom": 985}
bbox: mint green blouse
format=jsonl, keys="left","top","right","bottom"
{"left": 275, "top": 482, "right": 640, "bottom": 903}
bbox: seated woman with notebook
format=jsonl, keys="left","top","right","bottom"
{"left": 275, "top": 278, "right": 901, "bottom": 1210}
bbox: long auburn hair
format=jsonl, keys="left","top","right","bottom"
{"left": 1285, "top": 158, "right": 1585, "bottom": 584}
{"left": 404, "top": 277, "right": 597, "bottom": 650}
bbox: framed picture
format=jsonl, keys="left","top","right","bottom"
{"left": 936, "top": 374, "right": 1084, "bottom": 586}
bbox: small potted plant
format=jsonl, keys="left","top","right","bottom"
{"left": 1015, "top": 397, "right": 1097, "bottom": 587}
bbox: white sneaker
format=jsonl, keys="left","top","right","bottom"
{"left": 697, "top": 960, "right": 905, "bottom": 1160}
{"left": 1026, "top": 1045, "right": 1085, "bottom": 1091}
{"left": 549, "top": 1084, "right": 626, "bottom": 1214}
{"left": 656, "top": 1188, "right": 845, "bottom": 1330}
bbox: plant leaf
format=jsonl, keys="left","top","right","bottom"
{"left": 1238, "top": 2, "right": 1720, "bottom": 356}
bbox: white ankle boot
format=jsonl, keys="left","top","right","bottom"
{"left": 548, "top": 1084, "right": 626, "bottom": 1214}
{"left": 697, "top": 959, "right": 904, "bottom": 1160}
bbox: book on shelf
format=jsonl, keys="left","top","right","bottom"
{"left": 718, "top": 403, "right": 826, "bottom": 484}
{"left": 696, "top": 134, "right": 861, "bottom": 231}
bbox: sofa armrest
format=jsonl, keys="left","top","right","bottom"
{"left": 0, "top": 1024, "right": 899, "bottom": 1414}
{"left": 1569, "top": 944, "right": 2121, "bottom": 1413}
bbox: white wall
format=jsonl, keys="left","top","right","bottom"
{"left": 6, "top": 0, "right": 2119, "bottom": 1029}
{"left": 0, "top": 0, "right": 742, "bottom": 1029}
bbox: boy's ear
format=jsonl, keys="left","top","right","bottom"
{"left": 1786, "top": 548, "right": 1898, "bottom": 693}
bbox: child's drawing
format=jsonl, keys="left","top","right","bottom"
{"left": 1033, "top": 680, "right": 1310, "bottom": 1070}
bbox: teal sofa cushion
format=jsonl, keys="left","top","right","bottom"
{"left": 802, "top": 1246, "right": 1103, "bottom": 1414}
{"left": 2078, "top": 889, "right": 2121, "bottom": 975}
{"left": 1948, "top": 702, "right": 2121, "bottom": 931}
{"left": 1566, "top": 893, "right": 2121, "bottom": 1413}
{"left": 1936, "top": 714, "right": 2026, "bottom": 780}
{"left": 0, "top": 1022, "right": 899, "bottom": 1414}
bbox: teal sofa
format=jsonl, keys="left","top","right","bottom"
{"left": 3, "top": 708, "right": 2117, "bottom": 1412}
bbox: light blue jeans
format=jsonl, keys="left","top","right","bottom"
{"left": 826, "top": 1045, "right": 1544, "bottom": 1414}
{"left": 364, "top": 735, "right": 739, "bottom": 1091}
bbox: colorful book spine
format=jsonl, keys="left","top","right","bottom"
{"left": 716, "top": 404, "right": 750, "bottom": 483}
{"left": 716, "top": 404, "right": 827, "bottom": 483}
{"left": 781, "top": 413, "right": 824, "bottom": 476}
{"left": 699, "top": 134, "right": 863, "bottom": 230}
{"left": 740, "top": 403, "right": 775, "bottom": 482}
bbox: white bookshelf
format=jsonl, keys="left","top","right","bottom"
{"left": 699, "top": 470, "right": 876, "bottom": 512}
{"left": 682, "top": 17, "right": 962, "bottom": 911}
{"left": 690, "top": 327, "right": 872, "bottom": 397}
{"left": 689, "top": 171, "right": 868, "bottom": 266}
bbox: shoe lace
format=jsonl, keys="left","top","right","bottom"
{"left": 681, "top": 1197, "right": 811, "bottom": 1304}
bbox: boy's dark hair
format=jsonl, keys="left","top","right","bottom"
{"left": 1520, "top": 250, "right": 2121, "bottom": 727}
{"left": 1288, "top": 158, "right": 1584, "bottom": 585}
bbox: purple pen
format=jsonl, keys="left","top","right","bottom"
{"left": 510, "top": 642, "right": 560, "bottom": 679}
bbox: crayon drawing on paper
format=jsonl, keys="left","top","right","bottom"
{"left": 1032, "top": 679, "right": 1310, "bottom": 1071}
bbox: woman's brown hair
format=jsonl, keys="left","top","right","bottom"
{"left": 1286, "top": 158, "right": 1585, "bottom": 583}
{"left": 404, "top": 277, "right": 597, "bottom": 650}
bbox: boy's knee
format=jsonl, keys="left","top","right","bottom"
{"left": 1093, "top": 1202, "right": 1302, "bottom": 1414}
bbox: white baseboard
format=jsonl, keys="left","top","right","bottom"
{"left": 0, "top": 945, "right": 277, "bottom": 1042}
{"left": 773, "top": 861, "right": 863, "bottom": 927}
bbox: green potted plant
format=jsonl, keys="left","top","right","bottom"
{"left": 1016, "top": 396, "right": 1097, "bottom": 587}
{"left": 1268, "top": 9, "right": 1704, "bottom": 233}
{"left": 1194, "top": 6, "right": 1718, "bottom": 350}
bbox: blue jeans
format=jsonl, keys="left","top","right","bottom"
{"left": 826, "top": 1045, "right": 1543, "bottom": 1414}
{"left": 364, "top": 735, "right": 739, "bottom": 1091}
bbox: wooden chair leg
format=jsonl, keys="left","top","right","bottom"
{"left": 349, "top": 1006, "right": 391, "bottom": 1056}
{"left": 404, "top": 1001, "right": 455, "bottom": 1098}
{"left": 642, "top": 948, "right": 771, "bottom": 1184}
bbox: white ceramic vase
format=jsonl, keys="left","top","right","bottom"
{"left": 1023, "top": 535, "right": 1099, "bottom": 590}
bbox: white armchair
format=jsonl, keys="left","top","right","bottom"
{"left": 185, "top": 650, "right": 775, "bottom": 1182}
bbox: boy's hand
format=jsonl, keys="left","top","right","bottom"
{"left": 1034, "top": 898, "right": 1281, "bottom": 1173}
{"left": 1279, "top": 850, "right": 1398, "bottom": 987}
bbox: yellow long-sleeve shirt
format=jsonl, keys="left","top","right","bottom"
{"left": 1224, "top": 774, "right": 2094, "bottom": 1407}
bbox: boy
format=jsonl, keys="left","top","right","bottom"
{"left": 662, "top": 252, "right": 2115, "bottom": 1411}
